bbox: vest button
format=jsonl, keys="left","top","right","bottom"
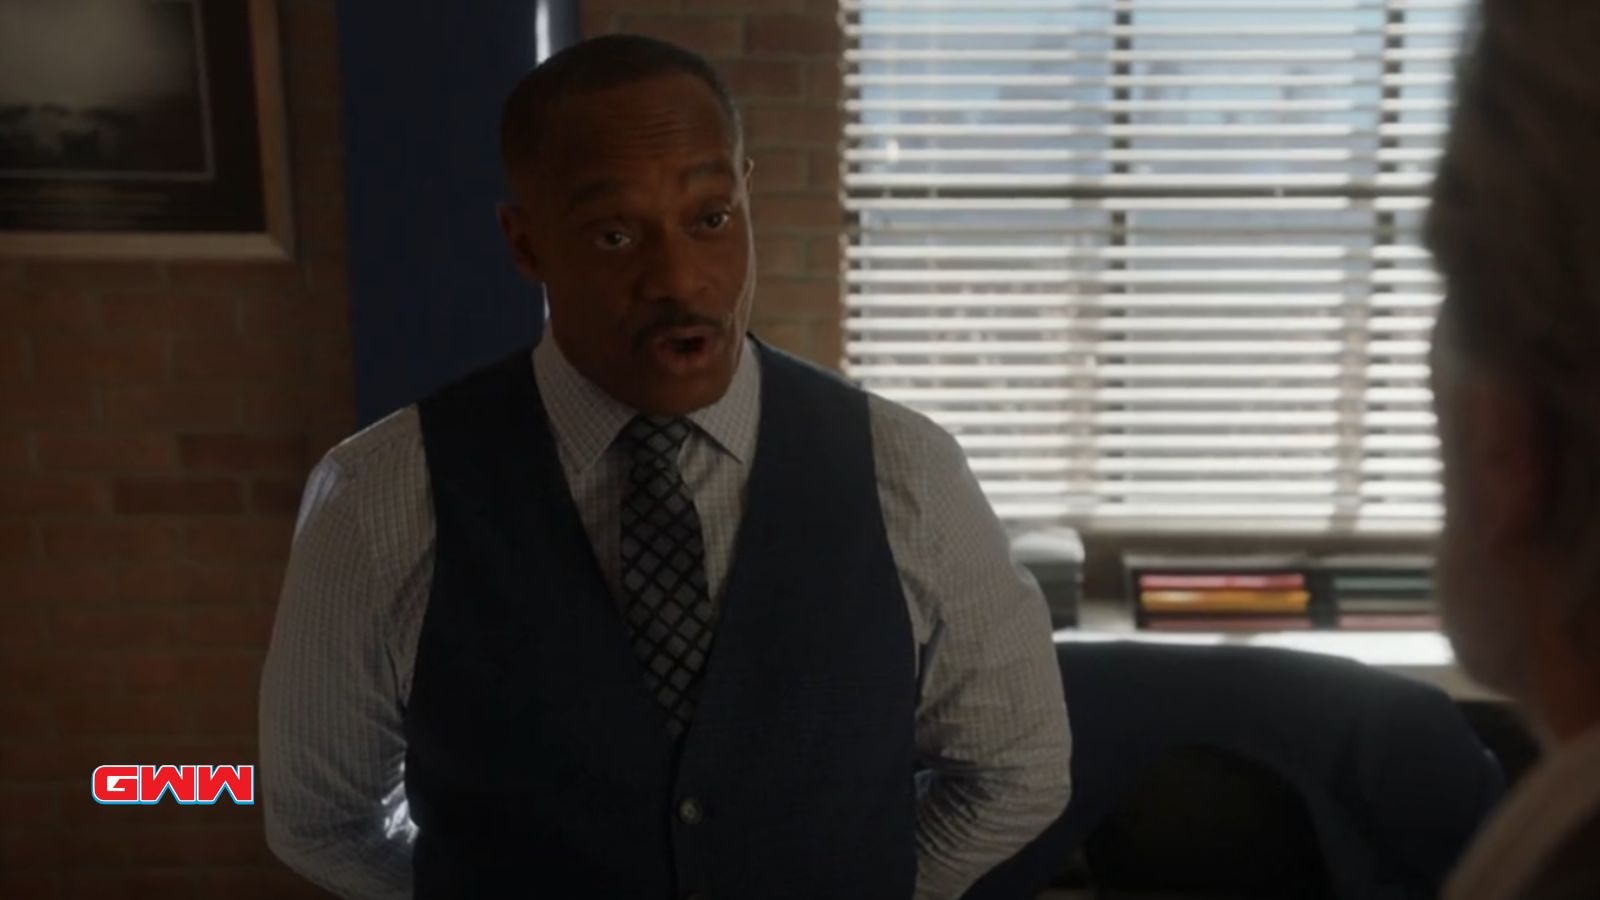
{"left": 678, "top": 796, "right": 704, "bottom": 825}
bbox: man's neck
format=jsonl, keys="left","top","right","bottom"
{"left": 1531, "top": 619, "right": 1600, "bottom": 746}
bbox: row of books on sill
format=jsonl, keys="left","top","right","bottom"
{"left": 1125, "top": 554, "right": 1438, "bottom": 633}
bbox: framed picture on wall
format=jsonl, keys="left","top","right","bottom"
{"left": 0, "top": 0, "right": 294, "bottom": 260}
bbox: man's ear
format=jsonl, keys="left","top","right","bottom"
{"left": 1463, "top": 374, "right": 1555, "bottom": 548}
{"left": 496, "top": 201, "right": 543, "bottom": 282}
{"left": 742, "top": 156, "right": 755, "bottom": 197}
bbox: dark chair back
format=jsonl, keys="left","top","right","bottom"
{"left": 961, "top": 642, "right": 1504, "bottom": 900}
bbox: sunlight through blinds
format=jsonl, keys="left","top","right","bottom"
{"left": 842, "top": 0, "right": 1473, "bottom": 534}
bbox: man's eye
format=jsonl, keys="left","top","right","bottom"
{"left": 595, "top": 230, "right": 633, "bottom": 250}
{"left": 702, "top": 210, "right": 732, "bottom": 231}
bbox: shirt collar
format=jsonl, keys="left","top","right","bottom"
{"left": 533, "top": 334, "right": 761, "bottom": 472}
{"left": 1445, "top": 722, "right": 1600, "bottom": 900}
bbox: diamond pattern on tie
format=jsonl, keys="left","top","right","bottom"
{"left": 619, "top": 415, "right": 716, "bottom": 740}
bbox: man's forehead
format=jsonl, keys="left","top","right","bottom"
{"left": 542, "top": 73, "right": 736, "bottom": 157}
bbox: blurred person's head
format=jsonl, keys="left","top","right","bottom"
{"left": 1426, "top": 0, "right": 1600, "bottom": 741}
{"left": 495, "top": 35, "right": 756, "bottom": 417}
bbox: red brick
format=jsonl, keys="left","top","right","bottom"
{"left": 104, "top": 386, "right": 237, "bottom": 428}
{"left": 182, "top": 609, "right": 277, "bottom": 648}
{"left": 295, "top": 198, "right": 349, "bottom": 257}
{"left": 118, "top": 563, "right": 278, "bottom": 606}
{"left": 749, "top": 148, "right": 807, "bottom": 190}
{"left": 293, "top": 153, "right": 346, "bottom": 204}
{"left": 0, "top": 434, "right": 28, "bottom": 470}
{"left": 122, "top": 825, "right": 271, "bottom": 867}
{"left": 756, "top": 236, "right": 808, "bottom": 277}
{"left": 752, "top": 194, "right": 843, "bottom": 230}
{"left": 0, "top": 653, "right": 122, "bottom": 698}
{"left": 0, "top": 384, "right": 98, "bottom": 426}
{"left": 746, "top": 13, "right": 840, "bottom": 55}
{"left": 238, "top": 294, "right": 348, "bottom": 337}
{"left": 32, "top": 336, "right": 170, "bottom": 381}
{"left": 20, "top": 261, "right": 165, "bottom": 290}
{"left": 0, "top": 696, "right": 56, "bottom": 738}
{"left": 0, "top": 476, "right": 107, "bottom": 515}
{"left": 808, "top": 318, "right": 845, "bottom": 369}
{"left": 0, "top": 334, "right": 26, "bottom": 378}
{"left": 1, "top": 829, "right": 70, "bottom": 868}
{"left": 177, "top": 434, "right": 308, "bottom": 473}
{"left": 36, "top": 434, "right": 178, "bottom": 472}
{"left": 59, "top": 696, "right": 190, "bottom": 737}
{"left": 52, "top": 610, "right": 183, "bottom": 651}
{"left": 100, "top": 292, "right": 237, "bottom": 334}
{"left": 0, "top": 290, "right": 99, "bottom": 330}
{"left": 250, "top": 478, "right": 305, "bottom": 517}
{"left": 584, "top": 0, "right": 679, "bottom": 14}
{"left": 808, "top": 236, "right": 843, "bottom": 275}
{"left": 618, "top": 14, "right": 744, "bottom": 58}
{"left": 0, "top": 786, "right": 60, "bottom": 828}
{"left": 746, "top": 105, "right": 839, "bottom": 148}
{"left": 184, "top": 520, "right": 293, "bottom": 563}
{"left": 720, "top": 60, "right": 807, "bottom": 101}
{"left": 0, "top": 872, "right": 59, "bottom": 898}
{"left": 168, "top": 262, "right": 307, "bottom": 294}
{"left": 809, "top": 147, "right": 841, "bottom": 189}
{"left": 0, "top": 520, "right": 36, "bottom": 558}
{"left": 281, "top": 0, "right": 340, "bottom": 51}
{"left": 190, "top": 693, "right": 258, "bottom": 736}
{"left": 127, "top": 652, "right": 262, "bottom": 694}
{"left": 240, "top": 384, "right": 354, "bottom": 430}
{"left": 304, "top": 255, "right": 349, "bottom": 300}
{"left": 582, "top": 7, "right": 619, "bottom": 37}
{"left": 0, "top": 741, "right": 84, "bottom": 780}
{"left": 173, "top": 338, "right": 312, "bottom": 381}
{"left": 195, "top": 870, "right": 331, "bottom": 900}
{"left": 309, "top": 336, "right": 353, "bottom": 380}
{"left": 58, "top": 825, "right": 131, "bottom": 866}
{"left": 41, "top": 521, "right": 180, "bottom": 559}
{"left": 2, "top": 565, "right": 119, "bottom": 604}
{"left": 754, "top": 279, "right": 842, "bottom": 316}
{"left": 807, "top": 58, "right": 844, "bottom": 103}
{"left": 0, "top": 608, "right": 48, "bottom": 647}
{"left": 755, "top": 322, "right": 814, "bottom": 358}
{"left": 112, "top": 479, "right": 243, "bottom": 516}
{"left": 66, "top": 868, "right": 201, "bottom": 899}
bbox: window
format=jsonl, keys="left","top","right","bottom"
{"left": 843, "top": 0, "right": 1473, "bottom": 535}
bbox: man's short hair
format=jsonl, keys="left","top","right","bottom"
{"left": 499, "top": 34, "right": 743, "bottom": 172}
{"left": 1426, "top": 0, "right": 1600, "bottom": 610}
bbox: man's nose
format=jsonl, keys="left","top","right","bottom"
{"left": 637, "top": 230, "right": 709, "bottom": 304}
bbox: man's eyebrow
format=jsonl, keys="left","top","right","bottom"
{"left": 681, "top": 159, "right": 736, "bottom": 187}
{"left": 565, "top": 179, "right": 623, "bottom": 214}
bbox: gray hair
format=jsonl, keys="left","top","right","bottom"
{"left": 1426, "top": 0, "right": 1600, "bottom": 615}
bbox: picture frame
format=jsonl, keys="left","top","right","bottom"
{"left": 0, "top": 0, "right": 295, "bottom": 260}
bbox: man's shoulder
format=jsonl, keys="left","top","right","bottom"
{"left": 1523, "top": 806, "right": 1600, "bottom": 900}
{"left": 864, "top": 391, "right": 964, "bottom": 474}
{"left": 318, "top": 406, "right": 427, "bottom": 491}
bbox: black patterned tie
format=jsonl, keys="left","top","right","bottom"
{"left": 619, "top": 415, "right": 716, "bottom": 740}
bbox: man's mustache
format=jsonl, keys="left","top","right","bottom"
{"left": 632, "top": 310, "right": 730, "bottom": 351}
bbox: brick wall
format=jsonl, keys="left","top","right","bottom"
{"left": 0, "top": 0, "right": 346, "bottom": 895}
{"left": 0, "top": 2, "right": 848, "bottom": 896}
{"left": 585, "top": 0, "right": 848, "bottom": 369}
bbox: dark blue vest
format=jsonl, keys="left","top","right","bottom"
{"left": 406, "top": 340, "right": 917, "bottom": 899}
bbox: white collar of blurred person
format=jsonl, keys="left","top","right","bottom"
{"left": 1444, "top": 722, "right": 1600, "bottom": 900}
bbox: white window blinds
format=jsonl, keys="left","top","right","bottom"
{"left": 842, "top": 0, "right": 1472, "bottom": 534}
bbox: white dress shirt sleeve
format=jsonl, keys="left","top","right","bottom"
{"left": 870, "top": 396, "right": 1074, "bottom": 900}
{"left": 259, "top": 452, "right": 417, "bottom": 900}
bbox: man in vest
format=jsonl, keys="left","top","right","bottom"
{"left": 261, "top": 34, "right": 1072, "bottom": 899}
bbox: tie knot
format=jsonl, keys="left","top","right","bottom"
{"left": 622, "top": 415, "right": 692, "bottom": 464}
